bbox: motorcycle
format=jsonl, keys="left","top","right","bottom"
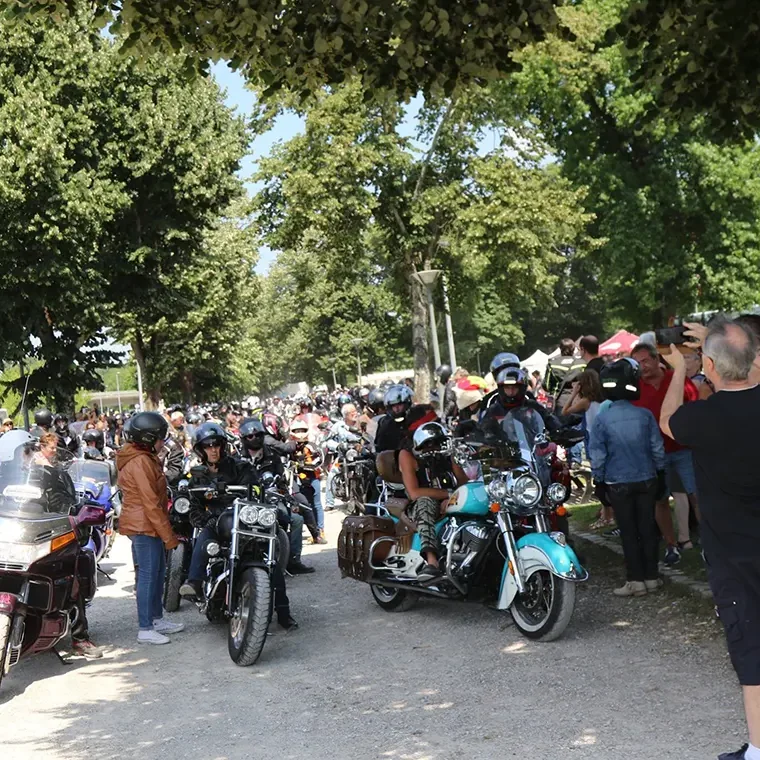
{"left": 185, "top": 471, "right": 284, "bottom": 666}
{"left": 338, "top": 407, "right": 588, "bottom": 642}
{"left": 330, "top": 441, "right": 375, "bottom": 515}
{"left": 0, "top": 438, "right": 106, "bottom": 688}
{"left": 70, "top": 458, "right": 120, "bottom": 563}
{"left": 162, "top": 480, "right": 197, "bottom": 612}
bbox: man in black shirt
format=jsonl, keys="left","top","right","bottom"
{"left": 579, "top": 335, "right": 605, "bottom": 375}
{"left": 661, "top": 317, "right": 760, "bottom": 760}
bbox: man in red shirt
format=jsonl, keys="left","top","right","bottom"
{"left": 631, "top": 342, "right": 699, "bottom": 565}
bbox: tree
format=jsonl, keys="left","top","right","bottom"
{"left": 252, "top": 81, "right": 595, "bottom": 392}
{"left": 487, "top": 0, "right": 760, "bottom": 331}
{"left": 18, "top": 0, "right": 563, "bottom": 101}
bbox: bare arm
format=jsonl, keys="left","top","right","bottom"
{"left": 660, "top": 345, "right": 687, "bottom": 439}
{"left": 398, "top": 450, "right": 448, "bottom": 501}
{"left": 562, "top": 394, "right": 590, "bottom": 416}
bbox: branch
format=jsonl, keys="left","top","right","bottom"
{"left": 411, "top": 97, "right": 458, "bottom": 206}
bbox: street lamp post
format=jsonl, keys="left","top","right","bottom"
{"left": 327, "top": 357, "right": 338, "bottom": 391}
{"left": 441, "top": 273, "right": 457, "bottom": 368}
{"left": 411, "top": 270, "right": 442, "bottom": 369}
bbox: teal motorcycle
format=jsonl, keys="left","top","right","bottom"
{"left": 338, "top": 408, "right": 588, "bottom": 642}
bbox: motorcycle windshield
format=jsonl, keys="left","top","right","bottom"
{"left": 500, "top": 408, "right": 545, "bottom": 464}
{"left": 69, "top": 460, "right": 113, "bottom": 498}
{"left": 0, "top": 438, "right": 78, "bottom": 517}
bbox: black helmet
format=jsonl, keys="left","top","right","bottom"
{"left": 82, "top": 429, "right": 104, "bottom": 447}
{"left": 337, "top": 393, "right": 353, "bottom": 408}
{"left": 297, "top": 396, "right": 313, "bottom": 412}
{"left": 366, "top": 388, "right": 385, "bottom": 416}
{"left": 435, "top": 364, "right": 452, "bottom": 385}
{"left": 490, "top": 352, "right": 520, "bottom": 378}
{"left": 125, "top": 411, "right": 168, "bottom": 447}
{"left": 600, "top": 358, "right": 641, "bottom": 402}
{"left": 193, "top": 421, "right": 227, "bottom": 459}
{"left": 239, "top": 417, "right": 266, "bottom": 451}
{"left": 34, "top": 409, "right": 53, "bottom": 429}
{"left": 383, "top": 384, "right": 413, "bottom": 422}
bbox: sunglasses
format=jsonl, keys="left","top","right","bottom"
{"left": 243, "top": 433, "right": 264, "bottom": 441}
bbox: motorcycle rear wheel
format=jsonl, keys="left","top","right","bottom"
{"left": 228, "top": 568, "right": 272, "bottom": 666}
{"left": 510, "top": 569, "right": 576, "bottom": 642}
{"left": 163, "top": 542, "right": 187, "bottom": 613}
{"left": 370, "top": 584, "right": 419, "bottom": 612}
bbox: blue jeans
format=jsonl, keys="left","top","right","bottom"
{"left": 130, "top": 535, "right": 166, "bottom": 630}
{"left": 311, "top": 478, "right": 324, "bottom": 530}
{"left": 188, "top": 525, "right": 216, "bottom": 583}
{"left": 665, "top": 449, "right": 697, "bottom": 495}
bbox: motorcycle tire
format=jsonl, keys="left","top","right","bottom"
{"left": 276, "top": 527, "right": 290, "bottom": 571}
{"left": 510, "top": 570, "right": 576, "bottom": 642}
{"left": 370, "top": 584, "right": 419, "bottom": 612}
{"left": 228, "top": 567, "right": 272, "bottom": 667}
{"left": 0, "top": 613, "right": 12, "bottom": 691}
{"left": 163, "top": 542, "right": 187, "bottom": 613}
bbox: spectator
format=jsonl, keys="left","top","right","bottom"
{"left": 116, "top": 412, "right": 184, "bottom": 645}
{"left": 589, "top": 359, "right": 666, "bottom": 597}
{"left": 1, "top": 419, "right": 14, "bottom": 435}
{"left": 660, "top": 317, "right": 760, "bottom": 760}
{"left": 683, "top": 348, "right": 713, "bottom": 400}
{"left": 579, "top": 335, "right": 605, "bottom": 374}
{"left": 630, "top": 342, "right": 699, "bottom": 565}
{"left": 735, "top": 314, "right": 760, "bottom": 385}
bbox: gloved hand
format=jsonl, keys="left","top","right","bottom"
{"left": 655, "top": 470, "right": 668, "bottom": 501}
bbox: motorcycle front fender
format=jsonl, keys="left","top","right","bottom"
{"left": 496, "top": 532, "right": 588, "bottom": 611}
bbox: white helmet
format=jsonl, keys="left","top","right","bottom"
{"left": 0, "top": 429, "right": 35, "bottom": 462}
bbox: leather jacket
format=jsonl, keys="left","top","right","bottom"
{"left": 116, "top": 443, "right": 175, "bottom": 546}
{"left": 188, "top": 456, "right": 258, "bottom": 529}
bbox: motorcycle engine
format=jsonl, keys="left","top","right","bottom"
{"left": 460, "top": 523, "right": 490, "bottom": 553}
{"left": 446, "top": 520, "right": 491, "bottom": 577}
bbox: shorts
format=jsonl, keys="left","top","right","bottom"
{"left": 707, "top": 555, "right": 760, "bottom": 685}
{"left": 665, "top": 449, "right": 697, "bottom": 495}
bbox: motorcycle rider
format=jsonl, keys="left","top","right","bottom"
{"left": 323, "top": 403, "right": 365, "bottom": 512}
{"left": 179, "top": 422, "right": 298, "bottom": 629}
{"left": 360, "top": 388, "right": 386, "bottom": 445}
{"left": 30, "top": 408, "right": 54, "bottom": 438}
{"left": 53, "top": 414, "right": 80, "bottom": 455}
{"left": 289, "top": 420, "right": 328, "bottom": 543}
{"left": 238, "top": 417, "right": 315, "bottom": 574}
{"left": 397, "top": 418, "right": 468, "bottom": 580}
{"left": 375, "top": 384, "right": 414, "bottom": 453}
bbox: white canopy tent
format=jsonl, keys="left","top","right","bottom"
{"left": 521, "top": 349, "right": 550, "bottom": 376}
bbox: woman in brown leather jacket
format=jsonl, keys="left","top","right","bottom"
{"left": 116, "top": 412, "right": 183, "bottom": 645}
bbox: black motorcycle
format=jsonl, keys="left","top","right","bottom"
{"left": 330, "top": 441, "right": 375, "bottom": 515}
{"left": 187, "top": 476, "right": 285, "bottom": 666}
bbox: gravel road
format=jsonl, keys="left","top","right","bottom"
{"left": 1, "top": 513, "right": 744, "bottom": 760}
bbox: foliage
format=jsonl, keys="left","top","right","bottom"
{"left": 13, "top": 0, "right": 562, "bottom": 102}
{"left": 615, "top": 1, "right": 760, "bottom": 138}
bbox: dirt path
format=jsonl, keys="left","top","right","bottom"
{"left": 0, "top": 513, "right": 743, "bottom": 760}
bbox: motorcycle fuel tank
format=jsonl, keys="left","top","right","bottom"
{"left": 444, "top": 482, "right": 490, "bottom": 517}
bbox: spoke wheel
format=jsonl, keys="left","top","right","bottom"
{"left": 510, "top": 569, "right": 576, "bottom": 642}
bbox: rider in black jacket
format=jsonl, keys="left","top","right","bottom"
{"left": 238, "top": 417, "right": 314, "bottom": 574}
{"left": 374, "top": 384, "right": 414, "bottom": 453}
{"left": 179, "top": 422, "right": 298, "bottom": 629}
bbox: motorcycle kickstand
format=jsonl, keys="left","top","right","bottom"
{"left": 97, "top": 564, "right": 113, "bottom": 581}
{"left": 52, "top": 647, "right": 73, "bottom": 665}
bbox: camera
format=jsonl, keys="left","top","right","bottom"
{"left": 655, "top": 326, "right": 687, "bottom": 346}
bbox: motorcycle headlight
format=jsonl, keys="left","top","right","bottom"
{"left": 173, "top": 496, "right": 191, "bottom": 514}
{"left": 546, "top": 482, "right": 568, "bottom": 505}
{"left": 206, "top": 541, "right": 221, "bottom": 557}
{"left": 239, "top": 506, "right": 260, "bottom": 526}
{"left": 487, "top": 478, "right": 508, "bottom": 502}
{"left": 257, "top": 508, "right": 277, "bottom": 528}
{"left": 346, "top": 449, "right": 358, "bottom": 462}
{"left": 512, "top": 474, "right": 542, "bottom": 508}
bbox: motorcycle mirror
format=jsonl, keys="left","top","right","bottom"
{"left": 77, "top": 504, "right": 106, "bottom": 527}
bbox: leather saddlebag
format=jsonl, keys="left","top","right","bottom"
{"left": 338, "top": 515, "right": 395, "bottom": 581}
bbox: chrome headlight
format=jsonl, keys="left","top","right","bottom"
{"left": 487, "top": 478, "right": 509, "bottom": 502}
{"left": 173, "top": 496, "right": 191, "bottom": 514}
{"left": 257, "top": 508, "right": 277, "bottom": 528}
{"left": 346, "top": 448, "right": 358, "bottom": 462}
{"left": 239, "top": 506, "right": 260, "bottom": 526}
{"left": 512, "top": 474, "right": 542, "bottom": 508}
{"left": 206, "top": 541, "right": 221, "bottom": 557}
{"left": 546, "top": 482, "right": 568, "bottom": 505}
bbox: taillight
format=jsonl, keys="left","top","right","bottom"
{"left": 0, "top": 592, "right": 17, "bottom": 614}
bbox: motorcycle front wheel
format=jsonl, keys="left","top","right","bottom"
{"left": 370, "top": 584, "right": 419, "bottom": 612}
{"left": 228, "top": 568, "right": 272, "bottom": 666}
{"left": 0, "top": 613, "right": 12, "bottom": 690}
{"left": 163, "top": 542, "right": 187, "bottom": 613}
{"left": 510, "top": 569, "right": 576, "bottom": 642}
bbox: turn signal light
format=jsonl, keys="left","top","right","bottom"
{"left": 489, "top": 502, "right": 500, "bottom": 513}
{"left": 0, "top": 592, "right": 17, "bottom": 613}
{"left": 51, "top": 531, "right": 76, "bottom": 552}
{"left": 555, "top": 506, "right": 567, "bottom": 517}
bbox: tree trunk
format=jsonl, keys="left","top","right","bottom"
{"left": 410, "top": 276, "right": 430, "bottom": 403}
{"left": 131, "top": 334, "right": 160, "bottom": 411}
{"left": 181, "top": 370, "right": 194, "bottom": 405}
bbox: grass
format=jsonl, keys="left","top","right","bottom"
{"left": 567, "top": 501, "right": 708, "bottom": 584}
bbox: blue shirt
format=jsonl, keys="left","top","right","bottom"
{"left": 589, "top": 400, "right": 666, "bottom": 485}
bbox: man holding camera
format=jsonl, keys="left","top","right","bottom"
{"left": 661, "top": 317, "right": 760, "bottom": 760}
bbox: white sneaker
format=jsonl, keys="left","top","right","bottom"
{"left": 137, "top": 629, "right": 170, "bottom": 645}
{"left": 153, "top": 619, "right": 185, "bottom": 634}
{"left": 645, "top": 578, "right": 663, "bottom": 592}
{"left": 613, "top": 581, "right": 647, "bottom": 597}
